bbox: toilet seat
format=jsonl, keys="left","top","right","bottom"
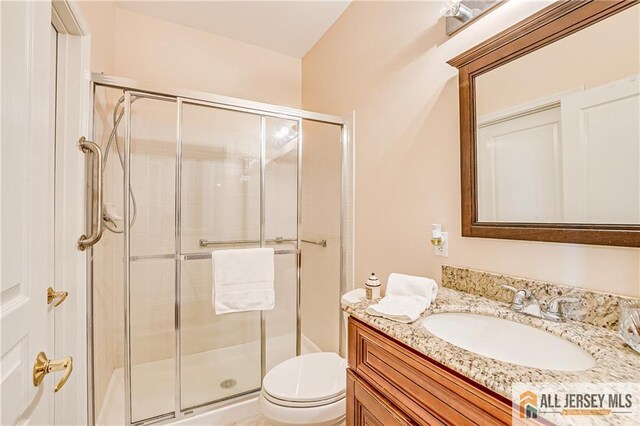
{"left": 262, "top": 390, "right": 345, "bottom": 408}
{"left": 262, "top": 352, "right": 347, "bottom": 407}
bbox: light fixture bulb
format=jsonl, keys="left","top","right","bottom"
{"left": 279, "top": 126, "right": 290, "bottom": 138}
{"left": 431, "top": 224, "right": 443, "bottom": 239}
{"left": 440, "top": 0, "right": 475, "bottom": 22}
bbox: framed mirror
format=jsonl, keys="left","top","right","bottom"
{"left": 449, "top": 0, "right": 640, "bottom": 247}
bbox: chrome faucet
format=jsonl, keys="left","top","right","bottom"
{"left": 501, "top": 285, "right": 579, "bottom": 322}
{"left": 543, "top": 295, "right": 581, "bottom": 322}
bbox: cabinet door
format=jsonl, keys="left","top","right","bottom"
{"left": 348, "top": 317, "right": 514, "bottom": 425}
{"left": 347, "top": 369, "right": 413, "bottom": 426}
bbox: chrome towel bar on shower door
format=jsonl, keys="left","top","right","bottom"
{"left": 199, "top": 237, "right": 297, "bottom": 247}
{"left": 302, "top": 239, "right": 327, "bottom": 247}
{"left": 182, "top": 249, "right": 300, "bottom": 261}
{"left": 78, "top": 136, "right": 104, "bottom": 250}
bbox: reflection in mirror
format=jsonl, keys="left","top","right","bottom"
{"left": 474, "top": 5, "right": 639, "bottom": 224}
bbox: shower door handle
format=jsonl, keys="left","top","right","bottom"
{"left": 78, "top": 136, "right": 104, "bottom": 250}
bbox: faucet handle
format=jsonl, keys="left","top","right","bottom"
{"left": 500, "top": 284, "right": 530, "bottom": 310}
{"left": 546, "top": 296, "right": 580, "bottom": 314}
{"left": 500, "top": 284, "right": 531, "bottom": 298}
{"left": 500, "top": 284, "right": 518, "bottom": 293}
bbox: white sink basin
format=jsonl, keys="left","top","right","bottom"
{"left": 421, "top": 313, "right": 596, "bottom": 371}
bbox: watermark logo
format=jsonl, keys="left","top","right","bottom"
{"left": 512, "top": 382, "right": 640, "bottom": 425}
{"left": 519, "top": 390, "right": 538, "bottom": 419}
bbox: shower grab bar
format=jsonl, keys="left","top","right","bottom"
{"left": 199, "top": 237, "right": 297, "bottom": 247}
{"left": 78, "top": 137, "right": 104, "bottom": 250}
{"left": 302, "top": 239, "right": 327, "bottom": 247}
{"left": 182, "top": 249, "right": 300, "bottom": 261}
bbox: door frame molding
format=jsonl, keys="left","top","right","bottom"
{"left": 51, "top": 1, "right": 91, "bottom": 424}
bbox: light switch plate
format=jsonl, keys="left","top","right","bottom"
{"left": 434, "top": 232, "right": 448, "bottom": 257}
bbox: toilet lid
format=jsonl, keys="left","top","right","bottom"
{"left": 263, "top": 352, "right": 347, "bottom": 403}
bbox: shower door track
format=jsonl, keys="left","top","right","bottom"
{"left": 88, "top": 75, "right": 349, "bottom": 426}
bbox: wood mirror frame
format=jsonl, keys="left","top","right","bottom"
{"left": 448, "top": 0, "right": 640, "bottom": 248}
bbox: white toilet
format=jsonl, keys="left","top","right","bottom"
{"left": 259, "top": 352, "right": 347, "bottom": 425}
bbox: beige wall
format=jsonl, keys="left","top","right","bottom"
{"left": 78, "top": 0, "right": 116, "bottom": 75}
{"left": 78, "top": 1, "right": 301, "bottom": 107}
{"left": 302, "top": 1, "right": 640, "bottom": 297}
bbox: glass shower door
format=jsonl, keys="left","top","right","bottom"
{"left": 179, "top": 102, "right": 263, "bottom": 410}
{"left": 264, "top": 117, "right": 299, "bottom": 370}
{"left": 91, "top": 78, "right": 346, "bottom": 426}
{"left": 127, "top": 94, "right": 178, "bottom": 423}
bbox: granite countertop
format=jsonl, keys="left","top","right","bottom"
{"left": 342, "top": 287, "right": 640, "bottom": 400}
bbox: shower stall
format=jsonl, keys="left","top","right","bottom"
{"left": 85, "top": 75, "right": 351, "bottom": 426}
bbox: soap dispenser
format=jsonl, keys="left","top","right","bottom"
{"left": 365, "top": 273, "right": 381, "bottom": 300}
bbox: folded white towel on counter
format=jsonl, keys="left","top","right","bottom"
{"left": 341, "top": 288, "right": 367, "bottom": 305}
{"left": 365, "top": 273, "right": 438, "bottom": 323}
{"left": 212, "top": 248, "right": 275, "bottom": 314}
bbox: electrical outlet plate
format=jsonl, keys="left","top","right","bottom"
{"left": 434, "top": 232, "right": 448, "bottom": 257}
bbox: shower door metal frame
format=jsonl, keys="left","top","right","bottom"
{"left": 88, "top": 74, "right": 349, "bottom": 426}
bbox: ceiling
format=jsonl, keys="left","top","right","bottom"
{"left": 116, "top": 1, "right": 351, "bottom": 58}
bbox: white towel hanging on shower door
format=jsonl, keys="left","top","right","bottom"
{"left": 212, "top": 248, "right": 275, "bottom": 314}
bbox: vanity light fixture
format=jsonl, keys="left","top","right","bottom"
{"left": 440, "top": 0, "right": 476, "bottom": 23}
{"left": 441, "top": 0, "right": 503, "bottom": 37}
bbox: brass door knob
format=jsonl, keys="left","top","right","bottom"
{"left": 33, "top": 352, "right": 73, "bottom": 392}
{"left": 47, "top": 287, "right": 68, "bottom": 307}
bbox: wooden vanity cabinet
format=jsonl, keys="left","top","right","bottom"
{"left": 347, "top": 369, "right": 414, "bottom": 426}
{"left": 346, "top": 317, "right": 522, "bottom": 426}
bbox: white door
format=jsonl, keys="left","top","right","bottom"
{"left": 476, "top": 106, "right": 564, "bottom": 223}
{"left": 1, "top": 1, "right": 57, "bottom": 424}
{"left": 561, "top": 75, "right": 640, "bottom": 224}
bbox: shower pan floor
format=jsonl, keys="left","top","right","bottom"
{"left": 97, "top": 334, "right": 320, "bottom": 426}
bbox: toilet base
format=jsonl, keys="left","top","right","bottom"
{"left": 259, "top": 392, "right": 345, "bottom": 426}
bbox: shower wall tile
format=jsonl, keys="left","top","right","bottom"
{"left": 92, "top": 88, "right": 121, "bottom": 415}
{"left": 130, "top": 259, "right": 176, "bottom": 365}
{"left": 93, "top": 232, "right": 118, "bottom": 414}
{"left": 180, "top": 155, "right": 261, "bottom": 253}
